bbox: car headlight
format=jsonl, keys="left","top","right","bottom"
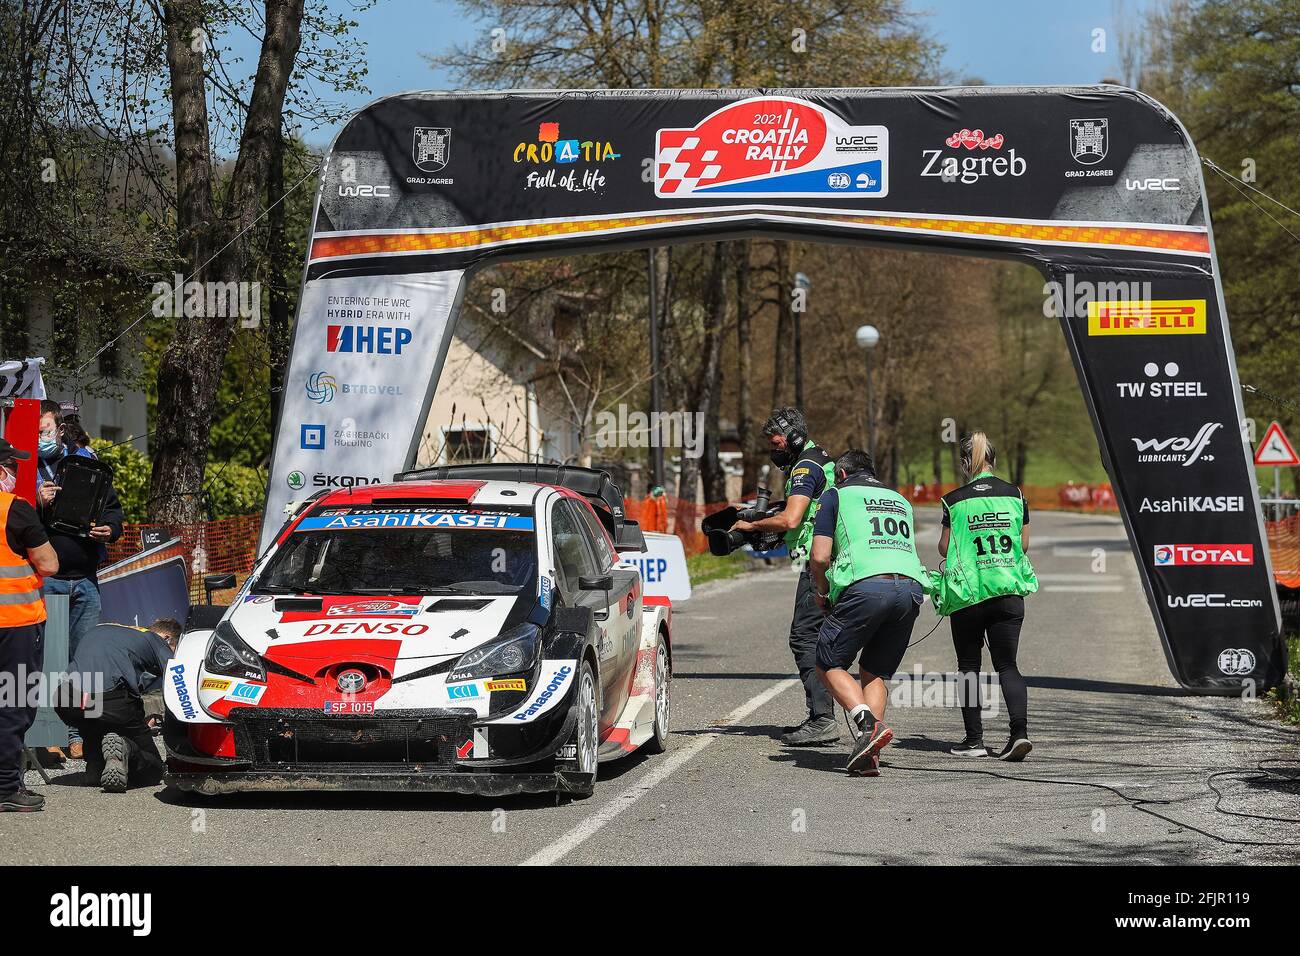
{"left": 449, "top": 624, "right": 541, "bottom": 683}
{"left": 205, "top": 621, "right": 267, "bottom": 682}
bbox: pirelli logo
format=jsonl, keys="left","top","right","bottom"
{"left": 1087, "top": 299, "right": 1207, "bottom": 336}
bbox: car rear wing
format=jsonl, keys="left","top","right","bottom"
{"left": 395, "top": 463, "right": 647, "bottom": 552}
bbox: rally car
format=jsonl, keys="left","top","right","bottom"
{"left": 162, "top": 464, "right": 672, "bottom": 798}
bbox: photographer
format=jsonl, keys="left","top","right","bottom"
{"left": 809, "top": 449, "right": 926, "bottom": 777}
{"left": 35, "top": 401, "right": 124, "bottom": 760}
{"left": 730, "top": 407, "right": 839, "bottom": 746}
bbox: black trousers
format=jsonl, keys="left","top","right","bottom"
{"left": 0, "top": 623, "right": 44, "bottom": 794}
{"left": 56, "top": 689, "right": 164, "bottom": 785}
{"left": 790, "top": 569, "right": 834, "bottom": 720}
{"left": 950, "top": 595, "right": 1028, "bottom": 740}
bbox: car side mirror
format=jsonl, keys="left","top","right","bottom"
{"left": 579, "top": 574, "right": 613, "bottom": 591}
{"left": 203, "top": 573, "right": 237, "bottom": 605}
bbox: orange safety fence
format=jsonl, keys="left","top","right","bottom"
{"left": 104, "top": 514, "right": 264, "bottom": 604}
{"left": 1266, "top": 514, "right": 1300, "bottom": 590}
{"left": 93, "top": 492, "right": 1298, "bottom": 598}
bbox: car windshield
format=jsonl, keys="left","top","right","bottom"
{"left": 254, "top": 506, "right": 538, "bottom": 595}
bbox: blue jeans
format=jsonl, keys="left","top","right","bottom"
{"left": 42, "top": 577, "right": 101, "bottom": 744}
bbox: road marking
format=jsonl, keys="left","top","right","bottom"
{"left": 1043, "top": 585, "right": 1126, "bottom": 593}
{"left": 520, "top": 677, "right": 799, "bottom": 866}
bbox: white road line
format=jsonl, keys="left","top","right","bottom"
{"left": 520, "top": 677, "right": 799, "bottom": 866}
{"left": 1043, "top": 585, "right": 1126, "bottom": 592}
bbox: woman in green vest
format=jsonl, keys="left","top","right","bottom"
{"left": 937, "top": 432, "right": 1038, "bottom": 762}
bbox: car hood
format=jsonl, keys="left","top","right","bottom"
{"left": 228, "top": 593, "right": 522, "bottom": 661}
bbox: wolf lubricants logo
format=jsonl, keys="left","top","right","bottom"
{"left": 655, "top": 97, "right": 888, "bottom": 198}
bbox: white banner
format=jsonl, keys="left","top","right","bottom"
{"left": 259, "top": 271, "right": 465, "bottom": 550}
{"left": 620, "top": 531, "right": 692, "bottom": 602}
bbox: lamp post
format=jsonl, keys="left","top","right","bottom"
{"left": 793, "top": 272, "right": 810, "bottom": 408}
{"left": 855, "top": 324, "right": 881, "bottom": 458}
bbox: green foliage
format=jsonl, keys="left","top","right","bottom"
{"left": 91, "top": 439, "right": 265, "bottom": 522}
{"left": 686, "top": 549, "right": 748, "bottom": 586}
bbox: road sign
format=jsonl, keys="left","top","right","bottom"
{"left": 1254, "top": 421, "right": 1300, "bottom": 467}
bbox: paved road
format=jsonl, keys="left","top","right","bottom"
{"left": 5, "top": 509, "right": 1298, "bottom": 865}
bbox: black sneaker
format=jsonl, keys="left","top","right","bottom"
{"left": 996, "top": 737, "right": 1033, "bottom": 762}
{"left": 846, "top": 718, "right": 893, "bottom": 773}
{"left": 0, "top": 788, "right": 45, "bottom": 812}
{"left": 101, "top": 733, "right": 129, "bottom": 793}
{"left": 781, "top": 716, "right": 840, "bottom": 747}
{"left": 949, "top": 737, "right": 989, "bottom": 757}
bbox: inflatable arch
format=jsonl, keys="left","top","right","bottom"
{"left": 262, "top": 86, "right": 1284, "bottom": 691}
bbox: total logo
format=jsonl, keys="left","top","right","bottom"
{"left": 655, "top": 96, "right": 888, "bottom": 198}
{"left": 1131, "top": 422, "right": 1220, "bottom": 466}
{"left": 1115, "top": 361, "right": 1206, "bottom": 400}
{"left": 1153, "top": 543, "right": 1254, "bottom": 567}
{"left": 922, "top": 128, "right": 1026, "bottom": 184}
{"left": 327, "top": 325, "right": 412, "bottom": 355}
{"left": 1217, "top": 648, "right": 1257, "bottom": 676}
{"left": 1167, "top": 593, "right": 1264, "bottom": 609}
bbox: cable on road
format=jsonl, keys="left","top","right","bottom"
{"left": 883, "top": 758, "right": 1300, "bottom": 848}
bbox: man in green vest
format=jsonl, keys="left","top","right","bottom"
{"left": 729, "top": 407, "right": 839, "bottom": 746}
{"left": 809, "top": 449, "right": 927, "bottom": 776}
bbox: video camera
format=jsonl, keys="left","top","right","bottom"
{"left": 700, "top": 484, "right": 787, "bottom": 557}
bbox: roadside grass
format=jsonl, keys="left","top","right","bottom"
{"left": 1266, "top": 633, "right": 1300, "bottom": 725}
{"left": 686, "top": 550, "right": 750, "bottom": 586}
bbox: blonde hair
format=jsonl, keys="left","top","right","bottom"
{"left": 961, "top": 431, "right": 996, "bottom": 479}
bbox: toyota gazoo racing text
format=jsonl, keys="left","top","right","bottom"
{"left": 162, "top": 465, "right": 672, "bottom": 798}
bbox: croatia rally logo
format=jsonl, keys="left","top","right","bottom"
{"left": 655, "top": 97, "right": 888, "bottom": 199}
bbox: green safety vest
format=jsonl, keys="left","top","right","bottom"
{"left": 938, "top": 472, "right": 1038, "bottom": 613}
{"left": 826, "top": 475, "right": 927, "bottom": 602}
{"left": 784, "top": 445, "right": 836, "bottom": 560}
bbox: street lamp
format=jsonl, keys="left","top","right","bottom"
{"left": 855, "top": 324, "right": 881, "bottom": 458}
{"left": 793, "top": 272, "right": 811, "bottom": 408}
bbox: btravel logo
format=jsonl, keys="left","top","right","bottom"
{"left": 305, "top": 371, "right": 337, "bottom": 404}
{"left": 1153, "top": 543, "right": 1254, "bottom": 567}
{"left": 655, "top": 96, "right": 888, "bottom": 198}
{"left": 1131, "top": 422, "right": 1220, "bottom": 466}
{"left": 50, "top": 886, "right": 151, "bottom": 936}
{"left": 1115, "top": 361, "right": 1207, "bottom": 400}
{"left": 922, "top": 128, "right": 1026, "bottom": 184}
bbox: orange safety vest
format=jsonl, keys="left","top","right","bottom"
{"left": 0, "top": 493, "right": 46, "bottom": 626}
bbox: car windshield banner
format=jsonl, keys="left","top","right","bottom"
{"left": 262, "top": 86, "right": 1283, "bottom": 691}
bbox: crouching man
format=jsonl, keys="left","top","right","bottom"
{"left": 809, "top": 450, "right": 926, "bottom": 776}
{"left": 56, "top": 619, "right": 181, "bottom": 792}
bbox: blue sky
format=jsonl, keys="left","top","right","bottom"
{"left": 274, "top": 0, "right": 1155, "bottom": 143}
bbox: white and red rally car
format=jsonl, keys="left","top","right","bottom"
{"left": 162, "top": 465, "right": 671, "bottom": 798}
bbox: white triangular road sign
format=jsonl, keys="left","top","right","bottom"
{"left": 1254, "top": 421, "right": 1300, "bottom": 466}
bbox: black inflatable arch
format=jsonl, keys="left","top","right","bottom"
{"left": 262, "top": 86, "right": 1284, "bottom": 691}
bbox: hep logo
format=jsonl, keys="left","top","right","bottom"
{"left": 327, "top": 325, "right": 412, "bottom": 355}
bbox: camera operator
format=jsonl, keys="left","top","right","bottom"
{"left": 35, "top": 400, "right": 124, "bottom": 760}
{"left": 809, "top": 449, "right": 926, "bottom": 776}
{"left": 730, "top": 407, "right": 839, "bottom": 746}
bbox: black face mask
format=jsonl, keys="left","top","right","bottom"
{"left": 769, "top": 444, "right": 796, "bottom": 469}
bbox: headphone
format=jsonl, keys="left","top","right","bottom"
{"left": 772, "top": 411, "right": 807, "bottom": 454}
